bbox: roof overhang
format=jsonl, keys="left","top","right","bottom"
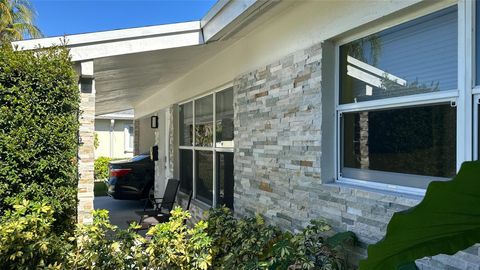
{"left": 11, "top": 0, "right": 281, "bottom": 116}
{"left": 12, "top": 21, "right": 203, "bottom": 62}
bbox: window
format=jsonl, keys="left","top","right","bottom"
{"left": 337, "top": 6, "right": 458, "bottom": 191}
{"left": 178, "top": 87, "right": 234, "bottom": 207}
{"left": 124, "top": 123, "right": 134, "bottom": 152}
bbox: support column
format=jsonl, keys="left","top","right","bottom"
{"left": 77, "top": 60, "right": 95, "bottom": 224}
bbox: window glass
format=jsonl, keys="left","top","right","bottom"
{"left": 216, "top": 88, "right": 234, "bottom": 147}
{"left": 179, "top": 102, "right": 193, "bottom": 146}
{"left": 339, "top": 6, "right": 457, "bottom": 104}
{"left": 195, "top": 95, "right": 214, "bottom": 147}
{"left": 217, "top": 152, "right": 234, "bottom": 209}
{"left": 341, "top": 104, "right": 456, "bottom": 189}
{"left": 196, "top": 151, "right": 213, "bottom": 204}
{"left": 179, "top": 149, "right": 193, "bottom": 193}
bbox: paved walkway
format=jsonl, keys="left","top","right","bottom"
{"left": 94, "top": 196, "right": 145, "bottom": 230}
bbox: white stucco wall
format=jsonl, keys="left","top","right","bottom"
{"left": 94, "top": 119, "right": 134, "bottom": 159}
{"left": 137, "top": 115, "right": 156, "bottom": 154}
{"left": 134, "top": 0, "right": 456, "bottom": 117}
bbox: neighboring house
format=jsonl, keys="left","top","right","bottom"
{"left": 94, "top": 109, "right": 134, "bottom": 159}
{"left": 13, "top": 1, "right": 480, "bottom": 268}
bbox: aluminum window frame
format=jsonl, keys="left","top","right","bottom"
{"left": 178, "top": 86, "right": 234, "bottom": 207}
{"left": 474, "top": 94, "right": 480, "bottom": 160}
{"left": 334, "top": 1, "right": 473, "bottom": 195}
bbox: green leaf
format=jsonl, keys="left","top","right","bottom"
{"left": 325, "top": 231, "right": 356, "bottom": 248}
{"left": 359, "top": 161, "right": 480, "bottom": 270}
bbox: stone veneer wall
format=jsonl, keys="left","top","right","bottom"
{"left": 133, "top": 119, "right": 140, "bottom": 156}
{"left": 77, "top": 85, "right": 95, "bottom": 224}
{"left": 232, "top": 42, "right": 480, "bottom": 269}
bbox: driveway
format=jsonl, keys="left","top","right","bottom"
{"left": 94, "top": 196, "right": 145, "bottom": 230}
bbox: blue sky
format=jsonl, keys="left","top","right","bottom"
{"left": 31, "top": 0, "right": 217, "bottom": 37}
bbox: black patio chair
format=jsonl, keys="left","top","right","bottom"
{"left": 132, "top": 178, "right": 180, "bottom": 230}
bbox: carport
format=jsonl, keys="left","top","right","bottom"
{"left": 12, "top": 0, "right": 280, "bottom": 223}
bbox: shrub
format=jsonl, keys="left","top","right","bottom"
{"left": 145, "top": 207, "right": 212, "bottom": 270}
{"left": 0, "top": 199, "right": 70, "bottom": 269}
{"left": 0, "top": 45, "right": 79, "bottom": 232}
{"left": 94, "top": 156, "right": 111, "bottom": 180}
{"left": 68, "top": 206, "right": 213, "bottom": 270}
{"left": 206, "top": 207, "right": 356, "bottom": 270}
{"left": 67, "top": 209, "right": 147, "bottom": 269}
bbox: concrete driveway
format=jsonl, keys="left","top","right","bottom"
{"left": 94, "top": 196, "right": 145, "bottom": 230}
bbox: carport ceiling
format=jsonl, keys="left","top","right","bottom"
{"left": 94, "top": 41, "right": 229, "bottom": 115}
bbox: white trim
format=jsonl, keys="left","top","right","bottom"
{"left": 456, "top": 0, "right": 473, "bottom": 169}
{"left": 337, "top": 177, "right": 426, "bottom": 197}
{"left": 212, "top": 92, "right": 218, "bottom": 207}
{"left": 13, "top": 22, "right": 203, "bottom": 62}
{"left": 473, "top": 86, "right": 480, "bottom": 95}
{"left": 192, "top": 100, "right": 196, "bottom": 200}
{"left": 215, "top": 148, "right": 235, "bottom": 153}
{"left": 336, "top": 91, "right": 458, "bottom": 113}
{"left": 474, "top": 95, "right": 480, "bottom": 160}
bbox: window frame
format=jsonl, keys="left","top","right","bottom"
{"left": 178, "top": 84, "right": 234, "bottom": 207}
{"left": 124, "top": 123, "right": 134, "bottom": 153}
{"left": 474, "top": 94, "right": 480, "bottom": 161}
{"left": 334, "top": 1, "right": 474, "bottom": 196}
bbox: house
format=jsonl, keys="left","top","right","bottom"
{"left": 94, "top": 109, "right": 135, "bottom": 159}
{"left": 13, "top": 0, "right": 480, "bottom": 268}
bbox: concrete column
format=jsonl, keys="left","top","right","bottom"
{"left": 77, "top": 60, "right": 95, "bottom": 224}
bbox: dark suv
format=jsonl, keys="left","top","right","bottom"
{"left": 106, "top": 154, "right": 154, "bottom": 200}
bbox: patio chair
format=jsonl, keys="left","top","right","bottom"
{"left": 139, "top": 190, "right": 193, "bottom": 230}
{"left": 132, "top": 178, "right": 179, "bottom": 229}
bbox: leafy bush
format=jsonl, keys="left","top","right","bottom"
{"left": 0, "top": 45, "right": 79, "bottom": 232}
{"left": 67, "top": 209, "right": 147, "bottom": 269}
{"left": 145, "top": 207, "right": 212, "bottom": 270}
{"left": 206, "top": 207, "right": 282, "bottom": 269}
{"left": 0, "top": 200, "right": 354, "bottom": 269}
{"left": 0, "top": 199, "right": 70, "bottom": 269}
{"left": 0, "top": 201, "right": 212, "bottom": 270}
{"left": 206, "top": 207, "right": 356, "bottom": 270}
{"left": 94, "top": 157, "right": 111, "bottom": 180}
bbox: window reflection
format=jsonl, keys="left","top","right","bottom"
{"left": 342, "top": 104, "right": 456, "bottom": 188}
{"left": 340, "top": 6, "right": 457, "bottom": 104}
{"left": 179, "top": 102, "right": 193, "bottom": 146}
{"left": 195, "top": 95, "right": 214, "bottom": 147}
{"left": 216, "top": 88, "right": 234, "bottom": 147}
{"left": 196, "top": 151, "right": 213, "bottom": 204}
{"left": 179, "top": 149, "right": 193, "bottom": 193}
{"left": 217, "top": 152, "right": 234, "bottom": 209}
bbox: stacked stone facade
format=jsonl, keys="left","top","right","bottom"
{"left": 77, "top": 86, "right": 95, "bottom": 224}
{"left": 231, "top": 42, "right": 480, "bottom": 269}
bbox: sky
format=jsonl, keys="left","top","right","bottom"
{"left": 30, "top": 0, "right": 218, "bottom": 37}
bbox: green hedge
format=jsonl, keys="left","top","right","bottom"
{"left": 0, "top": 45, "right": 79, "bottom": 231}
{"left": 94, "top": 156, "right": 111, "bottom": 180}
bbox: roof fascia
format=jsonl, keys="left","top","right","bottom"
{"left": 12, "top": 21, "right": 203, "bottom": 62}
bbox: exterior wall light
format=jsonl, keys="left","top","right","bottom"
{"left": 151, "top": 115, "right": 158, "bottom": 129}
